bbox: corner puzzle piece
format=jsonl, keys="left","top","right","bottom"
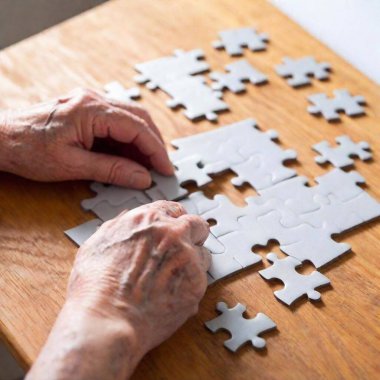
{"left": 205, "top": 302, "right": 276, "bottom": 352}
{"left": 104, "top": 81, "right": 141, "bottom": 102}
{"left": 213, "top": 27, "right": 269, "bottom": 56}
{"left": 259, "top": 253, "right": 330, "bottom": 306}
{"left": 134, "top": 49, "right": 209, "bottom": 89}
{"left": 210, "top": 60, "right": 267, "bottom": 92}
{"left": 313, "top": 135, "right": 371, "bottom": 168}
{"left": 145, "top": 171, "right": 188, "bottom": 201}
{"left": 81, "top": 182, "right": 151, "bottom": 211}
{"left": 65, "top": 219, "right": 102, "bottom": 246}
{"left": 308, "top": 89, "right": 366, "bottom": 121}
{"left": 170, "top": 154, "right": 212, "bottom": 187}
{"left": 161, "top": 76, "right": 228, "bottom": 121}
{"left": 276, "top": 56, "right": 331, "bottom": 87}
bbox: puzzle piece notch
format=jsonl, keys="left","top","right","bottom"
{"left": 210, "top": 60, "right": 267, "bottom": 92}
{"left": 205, "top": 302, "right": 276, "bottom": 352}
{"left": 276, "top": 56, "right": 331, "bottom": 87}
{"left": 104, "top": 81, "right": 141, "bottom": 102}
{"left": 308, "top": 89, "right": 366, "bottom": 121}
{"left": 213, "top": 27, "right": 269, "bottom": 56}
{"left": 134, "top": 49, "right": 209, "bottom": 89}
{"left": 313, "top": 135, "right": 372, "bottom": 168}
{"left": 162, "top": 76, "right": 228, "bottom": 121}
{"left": 259, "top": 253, "right": 330, "bottom": 306}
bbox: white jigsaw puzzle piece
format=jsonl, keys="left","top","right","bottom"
{"left": 205, "top": 302, "right": 276, "bottom": 352}
{"left": 104, "top": 81, "right": 141, "bottom": 102}
{"left": 259, "top": 253, "right": 330, "bottom": 306}
{"left": 65, "top": 219, "right": 102, "bottom": 246}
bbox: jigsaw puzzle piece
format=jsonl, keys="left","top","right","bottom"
{"left": 308, "top": 89, "right": 366, "bottom": 121}
{"left": 134, "top": 49, "right": 209, "bottom": 89}
{"left": 213, "top": 27, "right": 269, "bottom": 55}
{"left": 104, "top": 81, "right": 140, "bottom": 102}
{"left": 81, "top": 182, "right": 151, "bottom": 210}
{"left": 259, "top": 253, "right": 330, "bottom": 306}
{"left": 146, "top": 171, "right": 188, "bottom": 201}
{"left": 210, "top": 60, "right": 267, "bottom": 92}
{"left": 205, "top": 302, "right": 276, "bottom": 352}
{"left": 161, "top": 76, "right": 228, "bottom": 121}
{"left": 276, "top": 56, "right": 331, "bottom": 87}
{"left": 65, "top": 219, "right": 102, "bottom": 246}
{"left": 313, "top": 135, "right": 372, "bottom": 168}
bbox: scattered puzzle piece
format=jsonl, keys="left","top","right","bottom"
{"left": 161, "top": 76, "right": 228, "bottom": 121}
{"left": 210, "top": 60, "right": 267, "bottom": 92}
{"left": 205, "top": 302, "right": 276, "bottom": 352}
{"left": 134, "top": 49, "right": 209, "bottom": 89}
{"left": 65, "top": 219, "right": 102, "bottom": 246}
{"left": 213, "top": 27, "right": 269, "bottom": 55}
{"left": 104, "top": 81, "right": 140, "bottom": 102}
{"left": 259, "top": 253, "right": 330, "bottom": 306}
{"left": 313, "top": 135, "right": 372, "bottom": 168}
{"left": 276, "top": 56, "right": 331, "bottom": 87}
{"left": 308, "top": 89, "right": 366, "bottom": 121}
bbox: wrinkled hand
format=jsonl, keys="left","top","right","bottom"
{"left": 0, "top": 88, "right": 173, "bottom": 188}
{"left": 69, "top": 200, "right": 211, "bottom": 352}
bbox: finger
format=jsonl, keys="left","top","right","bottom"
{"left": 149, "top": 200, "right": 187, "bottom": 218}
{"left": 72, "top": 148, "right": 152, "bottom": 188}
{"left": 179, "top": 214, "right": 210, "bottom": 246}
{"left": 93, "top": 107, "right": 174, "bottom": 175}
{"left": 198, "top": 246, "right": 212, "bottom": 271}
{"left": 107, "top": 99, "right": 165, "bottom": 144}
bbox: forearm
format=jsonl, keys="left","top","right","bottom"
{"left": 0, "top": 110, "right": 13, "bottom": 173}
{"left": 26, "top": 299, "right": 144, "bottom": 380}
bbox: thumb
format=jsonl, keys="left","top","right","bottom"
{"left": 74, "top": 149, "right": 152, "bottom": 188}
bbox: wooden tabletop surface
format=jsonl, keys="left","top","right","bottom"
{"left": 0, "top": 0, "right": 379, "bottom": 378}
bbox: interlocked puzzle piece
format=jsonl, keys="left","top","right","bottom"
{"left": 104, "top": 81, "right": 141, "bottom": 102}
{"left": 65, "top": 219, "right": 102, "bottom": 246}
{"left": 134, "top": 49, "right": 209, "bottom": 89}
{"left": 145, "top": 171, "right": 189, "bottom": 201}
{"left": 259, "top": 253, "right": 330, "bottom": 306}
{"left": 160, "top": 76, "right": 228, "bottom": 121}
{"left": 213, "top": 27, "right": 269, "bottom": 55}
{"left": 276, "top": 56, "right": 331, "bottom": 87}
{"left": 313, "top": 135, "right": 372, "bottom": 168}
{"left": 308, "top": 89, "right": 366, "bottom": 121}
{"left": 205, "top": 302, "right": 276, "bottom": 352}
{"left": 210, "top": 60, "right": 267, "bottom": 92}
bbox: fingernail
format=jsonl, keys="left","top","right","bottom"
{"left": 129, "top": 171, "right": 151, "bottom": 188}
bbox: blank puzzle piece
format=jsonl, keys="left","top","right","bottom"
{"left": 213, "top": 27, "right": 269, "bottom": 56}
{"left": 308, "top": 89, "right": 366, "bottom": 121}
{"left": 210, "top": 60, "right": 267, "bottom": 92}
{"left": 259, "top": 253, "right": 330, "bottom": 306}
{"left": 65, "top": 219, "right": 102, "bottom": 246}
{"left": 313, "top": 135, "right": 372, "bottom": 168}
{"left": 161, "top": 76, "right": 228, "bottom": 121}
{"left": 104, "top": 81, "right": 141, "bottom": 102}
{"left": 276, "top": 56, "right": 331, "bottom": 87}
{"left": 134, "top": 49, "right": 209, "bottom": 90}
{"left": 205, "top": 302, "right": 276, "bottom": 352}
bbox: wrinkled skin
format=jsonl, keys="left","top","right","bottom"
{"left": 0, "top": 88, "right": 173, "bottom": 187}
{"left": 0, "top": 90, "right": 211, "bottom": 379}
{"left": 26, "top": 201, "right": 210, "bottom": 380}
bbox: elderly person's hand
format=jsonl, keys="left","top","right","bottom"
{"left": 0, "top": 88, "right": 173, "bottom": 187}
{"left": 26, "top": 201, "right": 211, "bottom": 380}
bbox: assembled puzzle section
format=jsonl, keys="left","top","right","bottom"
{"left": 276, "top": 56, "right": 331, "bottom": 87}
{"left": 205, "top": 302, "right": 276, "bottom": 352}
{"left": 308, "top": 89, "right": 366, "bottom": 121}
{"left": 313, "top": 135, "right": 372, "bottom": 168}
{"left": 213, "top": 27, "right": 269, "bottom": 55}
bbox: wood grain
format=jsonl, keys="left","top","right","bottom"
{"left": 0, "top": 0, "right": 379, "bottom": 378}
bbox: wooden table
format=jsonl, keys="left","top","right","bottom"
{"left": 0, "top": 0, "right": 379, "bottom": 378}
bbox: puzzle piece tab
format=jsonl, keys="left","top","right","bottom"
{"left": 210, "top": 60, "right": 267, "bottom": 92}
{"left": 308, "top": 89, "right": 366, "bottom": 121}
{"left": 313, "top": 135, "right": 372, "bottom": 168}
{"left": 213, "top": 27, "right": 269, "bottom": 56}
{"left": 276, "top": 56, "right": 331, "bottom": 87}
{"left": 205, "top": 302, "right": 276, "bottom": 352}
{"left": 259, "top": 253, "right": 330, "bottom": 306}
{"left": 104, "top": 81, "right": 141, "bottom": 102}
